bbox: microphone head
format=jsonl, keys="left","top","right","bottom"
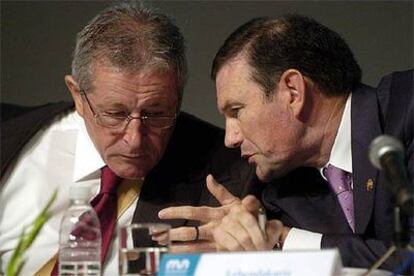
{"left": 368, "top": 135, "right": 404, "bottom": 170}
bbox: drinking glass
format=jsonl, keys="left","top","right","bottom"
{"left": 119, "top": 223, "right": 170, "bottom": 276}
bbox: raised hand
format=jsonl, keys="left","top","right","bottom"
{"left": 158, "top": 174, "right": 241, "bottom": 253}
{"left": 213, "top": 195, "right": 284, "bottom": 251}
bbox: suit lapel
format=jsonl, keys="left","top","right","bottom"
{"left": 351, "top": 85, "right": 383, "bottom": 233}
{"left": 263, "top": 167, "right": 352, "bottom": 234}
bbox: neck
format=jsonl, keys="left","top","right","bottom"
{"left": 305, "top": 93, "right": 348, "bottom": 167}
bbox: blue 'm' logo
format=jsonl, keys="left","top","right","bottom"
{"left": 158, "top": 254, "right": 201, "bottom": 276}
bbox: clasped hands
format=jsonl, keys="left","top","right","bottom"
{"left": 158, "top": 174, "right": 287, "bottom": 253}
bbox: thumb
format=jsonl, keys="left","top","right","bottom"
{"left": 206, "top": 174, "right": 240, "bottom": 206}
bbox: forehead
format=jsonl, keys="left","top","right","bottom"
{"left": 90, "top": 65, "right": 178, "bottom": 105}
{"left": 92, "top": 64, "right": 177, "bottom": 89}
{"left": 216, "top": 57, "right": 262, "bottom": 111}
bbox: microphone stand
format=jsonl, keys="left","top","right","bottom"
{"left": 364, "top": 202, "right": 413, "bottom": 275}
{"left": 366, "top": 135, "right": 413, "bottom": 274}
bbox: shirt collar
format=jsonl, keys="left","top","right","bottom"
{"left": 72, "top": 111, "right": 105, "bottom": 182}
{"left": 327, "top": 93, "right": 353, "bottom": 173}
{"left": 320, "top": 93, "right": 353, "bottom": 179}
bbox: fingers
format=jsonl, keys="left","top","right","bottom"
{"left": 158, "top": 205, "right": 225, "bottom": 222}
{"left": 213, "top": 225, "right": 244, "bottom": 252}
{"left": 168, "top": 226, "right": 198, "bottom": 241}
{"left": 231, "top": 207, "right": 267, "bottom": 250}
{"left": 224, "top": 212, "right": 259, "bottom": 251}
{"left": 151, "top": 231, "right": 170, "bottom": 246}
{"left": 213, "top": 205, "right": 266, "bottom": 251}
{"left": 168, "top": 222, "right": 216, "bottom": 242}
{"left": 206, "top": 174, "right": 240, "bottom": 206}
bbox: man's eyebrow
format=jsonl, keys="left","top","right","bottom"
{"left": 218, "top": 101, "right": 230, "bottom": 114}
{"left": 219, "top": 101, "right": 243, "bottom": 114}
{"left": 145, "top": 99, "right": 170, "bottom": 107}
{"left": 92, "top": 100, "right": 126, "bottom": 111}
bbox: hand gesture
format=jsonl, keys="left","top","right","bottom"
{"left": 213, "top": 195, "right": 284, "bottom": 251}
{"left": 158, "top": 174, "right": 241, "bottom": 253}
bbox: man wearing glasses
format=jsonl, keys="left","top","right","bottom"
{"left": 0, "top": 3, "right": 255, "bottom": 275}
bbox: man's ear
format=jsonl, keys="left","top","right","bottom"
{"left": 278, "top": 69, "right": 310, "bottom": 120}
{"left": 65, "top": 75, "right": 84, "bottom": 117}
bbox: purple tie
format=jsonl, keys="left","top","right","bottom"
{"left": 324, "top": 164, "right": 355, "bottom": 232}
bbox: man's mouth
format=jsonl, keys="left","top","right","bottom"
{"left": 241, "top": 152, "right": 253, "bottom": 158}
{"left": 242, "top": 153, "right": 255, "bottom": 164}
{"left": 120, "top": 153, "right": 145, "bottom": 158}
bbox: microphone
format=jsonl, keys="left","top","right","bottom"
{"left": 369, "top": 135, "right": 412, "bottom": 215}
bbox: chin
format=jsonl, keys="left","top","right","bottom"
{"left": 108, "top": 154, "right": 159, "bottom": 177}
{"left": 114, "top": 168, "right": 147, "bottom": 180}
{"left": 256, "top": 164, "right": 287, "bottom": 182}
{"left": 255, "top": 167, "right": 273, "bottom": 183}
{"left": 109, "top": 162, "right": 153, "bottom": 179}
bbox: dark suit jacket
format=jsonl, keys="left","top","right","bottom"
{"left": 263, "top": 70, "right": 413, "bottom": 272}
{"left": 0, "top": 103, "right": 260, "bottom": 232}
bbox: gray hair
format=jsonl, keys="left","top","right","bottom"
{"left": 72, "top": 2, "right": 187, "bottom": 107}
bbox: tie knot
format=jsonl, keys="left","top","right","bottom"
{"left": 324, "top": 164, "right": 352, "bottom": 195}
{"left": 100, "top": 166, "right": 122, "bottom": 194}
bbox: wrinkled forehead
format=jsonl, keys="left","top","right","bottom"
{"left": 85, "top": 64, "right": 179, "bottom": 109}
{"left": 88, "top": 58, "right": 177, "bottom": 89}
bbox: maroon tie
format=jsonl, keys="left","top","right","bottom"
{"left": 52, "top": 166, "right": 121, "bottom": 275}
{"left": 91, "top": 166, "right": 122, "bottom": 263}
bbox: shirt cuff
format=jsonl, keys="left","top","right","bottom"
{"left": 282, "top": 227, "right": 322, "bottom": 250}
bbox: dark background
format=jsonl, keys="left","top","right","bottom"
{"left": 2, "top": 1, "right": 413, "bottom": 127}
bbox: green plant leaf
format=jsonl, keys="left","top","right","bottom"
{"left": 6, "top": 189, "right": 58, "bottom": 276}
{"left": 6, "top": 228, "right": 26, "bottom": 276}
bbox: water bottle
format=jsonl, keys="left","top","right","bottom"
{"left": 58, "top": 185, "right": 101, "bottom": 276}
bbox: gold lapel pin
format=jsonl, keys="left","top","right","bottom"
{"left": 366, "top": 179, "right": 374, "bottom": 192}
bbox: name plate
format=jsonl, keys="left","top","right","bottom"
{"left": 159, "top": 249, "right": 342, "bottom": 276}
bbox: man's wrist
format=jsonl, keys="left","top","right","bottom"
{"left": 279, "top": 226, "right": 291, "bottom": 249}
{"left": 273, "top": 226, "right": 291, "bottom": 250}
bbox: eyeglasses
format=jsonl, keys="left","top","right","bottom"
{"left": 80, "top": 91, "right": 177, "bottom": 129}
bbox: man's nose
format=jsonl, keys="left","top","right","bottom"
{"left": 224, "top": 120, "right": 243, "bottom": 148}
{"left": 122, "top": 119, "right": 146, "bottom": 147}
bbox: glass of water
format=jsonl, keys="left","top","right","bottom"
{"left": 119, "top": 223, "right": 170, "bottom": 276}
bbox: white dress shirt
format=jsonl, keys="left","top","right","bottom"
{"left": 0, "top": 110, "right": 138, "bottom": 275}
{"left": 282, "top": 94, "right": 353, "bottom": 250}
